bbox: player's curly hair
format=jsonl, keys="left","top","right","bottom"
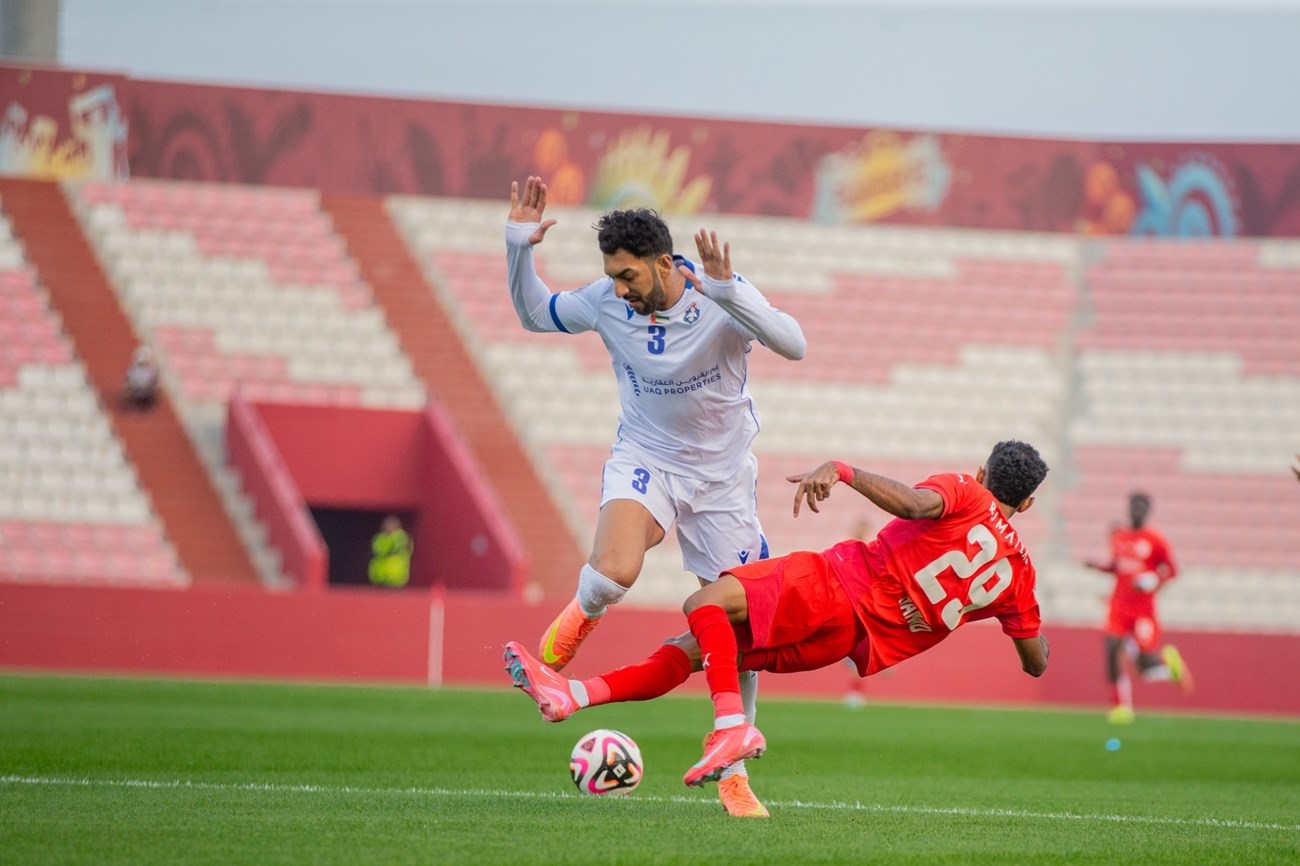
{"left": 596, "top": 209, "right": 674, "bottom": 259}
{"left": 984, "top": 440, "right": 1049, "bottom": 507}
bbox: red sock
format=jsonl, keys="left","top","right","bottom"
{"left": 687, "top": 604, "right": 744, "bottom": 722}
{"left": 583, "top": 644, "right": 692, "bottom": 706}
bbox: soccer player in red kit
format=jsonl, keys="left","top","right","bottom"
{"left": 505, "top": 440, "right": 1051, "bottom": 804}
{"left": 1085, "top": 492, "right": 1192, "bottom": 724}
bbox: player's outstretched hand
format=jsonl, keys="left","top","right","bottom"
{"left": 787, "top": 461, "right": 842, "bottom": 517}
{"left": 685, "top": 229, "right": 732, "bottom": 283}
{"left": 509, "top": 176, "right": 557, "bottom": 245}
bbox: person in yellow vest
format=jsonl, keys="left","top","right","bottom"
{"left": 369, "top": 515, "right": 413, "bottom": 587}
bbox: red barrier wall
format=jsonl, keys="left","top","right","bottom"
{"left": 226, "top": 397, "right": 328, "bottom": 589}
{"left": 254, "top": 401, "right": 427, "bottom": 508}
{"left": 5, "top": 63, "right": 1299, "bottom": 237}
{"left": 226, "top": 397, "right": 526, "bottom": 593}
{"left": 2, "top": 584, "right": 1297, "bottom": 717}
{"left": 419, "top": 400, "right": 529, "bottom": 595}
{"left": 0, "top": 583, "right": 431, "bottom": 683}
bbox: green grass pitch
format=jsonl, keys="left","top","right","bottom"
{"left": 1, "top": 673, "right": 1296, "bottom": 865}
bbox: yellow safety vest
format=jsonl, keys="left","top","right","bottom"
{"left": 369, "top": 529, "right": 412, "bottom": 587}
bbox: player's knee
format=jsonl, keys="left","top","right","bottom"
{"left": 682, "top": 581, "right": 721, "bottom": 616}
{"left": 576, "top": 564, "right": 628, "bottom": 614}
{"left": 587, "top": 554, "right": 640, "bottom": 588}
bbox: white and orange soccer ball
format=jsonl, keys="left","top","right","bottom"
{"left": 569, "top": 729, "right": 643, "bottom": 796}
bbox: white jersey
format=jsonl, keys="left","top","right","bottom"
{"left": 506, "top": 221, "right": 805, "bottom": 480}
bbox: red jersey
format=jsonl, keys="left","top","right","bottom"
{"left": 826, "top": 473, "right": 1041, "bottom": 676}
{"left": 1106, "top": 527, "right": 1176, "bottom": 624}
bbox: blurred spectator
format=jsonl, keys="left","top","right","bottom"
{"left": 369, "top": 514, "right": 413, "bottom": 588}
{"left": 122, "top": 345, "right": 159, "bottom": 410}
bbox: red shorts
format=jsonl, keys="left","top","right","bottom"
{"left": 724, "top": 551, "right": 864, "bottom": 675}
{"left": 1107, "top": 609, "right": 1162, "bottom": 654}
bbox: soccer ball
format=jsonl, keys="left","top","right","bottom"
{"left": 569, "top": 728, "right": 643, "bottom": 796}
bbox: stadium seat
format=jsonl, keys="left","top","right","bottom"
{"left": 0, "top": 204, "right": 189, "bottom": 590}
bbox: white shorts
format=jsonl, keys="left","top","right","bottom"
{"left": 600, "top": 441, "right": 768, "bottom": 582}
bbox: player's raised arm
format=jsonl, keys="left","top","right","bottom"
{"left": 508, "top": 176, "right": 558, "bottom": 245}
{"left": 505, "top": 176, "right": 563, "bottom": 332}
{"left": 679, "top": 228, "right": 806, "bottom": 361}
{"left": 786, "top": 461, "right": 943, "bottom": 519}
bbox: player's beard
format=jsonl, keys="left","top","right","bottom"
{"left": 637, "top": 267, "right": 668, "bottom": 316}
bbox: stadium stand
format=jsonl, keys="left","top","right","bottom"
{"left": 65, "top": 180, "right": 427, "bottom": 586}
{"left": 1057, "top": 238, "right": 1300, "bottom": 631}
{"left": 0, "top": 199, "right": 187, "bottom": 588}
{"left": 70, "top": 181, "right": 424, "bottom": 410}
{"left": 17, "top": 180, "right": 1295, "bottom": 630}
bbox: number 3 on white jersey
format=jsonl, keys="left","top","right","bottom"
{"left": 912, "top": 524, "right": 1013, "bottom": 630}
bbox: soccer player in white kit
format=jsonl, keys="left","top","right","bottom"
{"left": 506, "top": 176, "right": 806, "bottom": 816}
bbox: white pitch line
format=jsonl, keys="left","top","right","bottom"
{"left": 2, "top": 774, "right": 1296, "bottom": 833}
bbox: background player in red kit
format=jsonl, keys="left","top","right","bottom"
{"left": 1085, "top": 492, "right": 1192, "bottom": 724}
{"left": 505, "top": 440, "right": 1051, "bottom": 802}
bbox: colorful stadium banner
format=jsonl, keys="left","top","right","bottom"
{"left": 0, "top": 65, "right": 129, "bottom": 182}
{"left": 4, "top": 64, "right": 1299, "bottom": 237}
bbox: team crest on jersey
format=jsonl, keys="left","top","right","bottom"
{"left": 683, "top": 302, "right": 700, "bottom": 325}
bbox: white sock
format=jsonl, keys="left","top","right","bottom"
{"left": 569, "top": 680, "right": 590, "bottom": 708}
{"left": 739, "top": 669, "right": 759, "bottom": 724}
{"left": 576, "top": 564, "right": 627, "bottom": 618}
{"left": 714, "top": 713, "right": 746, "bottom": 730}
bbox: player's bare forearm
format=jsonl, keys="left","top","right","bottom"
{"left": 1014, "top": 634, "right": 1049, "bottom": 677}
{"left": 844, "top": 467, "right": 944, "bottom": 521}
{"left": 787, "top": 462, "right": 943, "bottom": 519}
